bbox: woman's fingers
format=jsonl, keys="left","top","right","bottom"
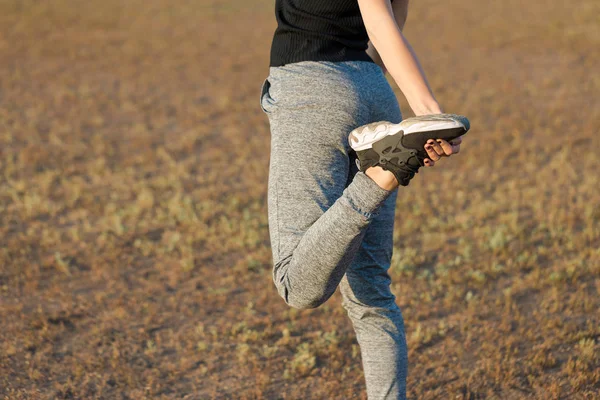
{"left": 435, "top": 139, "right": 457, "bottom": 156}
{"left": 424, "top": 141, "right": 441, "bottom": 161}
{"left": 426, "top": 139, "right": 448, "bottom": 156}
{"left": 422, "top": 136, "right": 464, "bottom": 166}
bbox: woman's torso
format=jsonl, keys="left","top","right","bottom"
{"left": 270, "top": 0, "right": 386, "bottom": 67}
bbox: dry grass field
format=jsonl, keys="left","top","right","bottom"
{"left": 1, "top": 0, "right": 599, "bottom": 398}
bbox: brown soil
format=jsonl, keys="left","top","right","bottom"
{"left": 0, "top": 0, "right": 598, "bottom": 398}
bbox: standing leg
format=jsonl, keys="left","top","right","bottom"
{"left": 339, "top": 190, "right": 407, "bottom": 399}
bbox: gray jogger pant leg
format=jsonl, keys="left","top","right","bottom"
{"left": 260, "top": 60, "right": 407, "bottom": 399}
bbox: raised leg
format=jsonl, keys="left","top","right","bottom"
{"left": 262, "top": 65, "right": 393, "bottom": 309}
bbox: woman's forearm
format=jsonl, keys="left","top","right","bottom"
{"left": 358, "top": 0, "right": 441, "bottom": 115}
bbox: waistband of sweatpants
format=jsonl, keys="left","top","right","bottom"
{"left": 268, "top": 60, "right": 383, "bottom": 79}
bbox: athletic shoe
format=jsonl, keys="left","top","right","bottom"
{"left": 348, "top": 113, "right": 470, "bottom": 186}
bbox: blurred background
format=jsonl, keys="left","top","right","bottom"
{"left": 0, "top": 0, "right": 598, "bottom": 398}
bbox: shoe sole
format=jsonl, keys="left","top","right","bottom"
{"left": 349, "top": 114, "right": 470, "bottom": 152}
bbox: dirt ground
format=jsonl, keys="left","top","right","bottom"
{"left": 0, "top": 0, "right": 599, "bottom": 398}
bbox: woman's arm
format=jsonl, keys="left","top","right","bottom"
{"left": 358, "top": 0, "right": 441, "bottom": 116}
{"left": 365, "top": 0, "right": 408, "bottom": 74}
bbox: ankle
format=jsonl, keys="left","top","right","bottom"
{"left": 365, "top": 166, "right": 399, "bottom": 191}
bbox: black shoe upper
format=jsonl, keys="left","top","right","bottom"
{"left": 355, "top": 133, "right": 425, "bottom": 186}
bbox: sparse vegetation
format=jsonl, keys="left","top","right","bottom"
{"left": 0, "top": 0, "right": 599, "bottom": 398}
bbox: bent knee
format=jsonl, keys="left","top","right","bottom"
{"left": 276, "top": 285, "right": 328, "bottom": 310}
{"left": 284, "top": 295, "right": 325, "bottom": 310}
{"left": 273, "top": 262, "right": 332, "bottom": 310}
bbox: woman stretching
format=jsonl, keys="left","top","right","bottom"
{"left": 259, "top": 0, "right": 469, "bottom": 398}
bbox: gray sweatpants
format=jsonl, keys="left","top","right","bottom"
{"left": 260, "top": 61, "right": 407, "bottom": 399}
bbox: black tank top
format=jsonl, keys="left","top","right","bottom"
{"left": 269, "top": 0, "right": 389, "bottom": 67}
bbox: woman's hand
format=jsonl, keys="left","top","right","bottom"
{"left": 423, "top": 136, "right": 463, "bottom": 167}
